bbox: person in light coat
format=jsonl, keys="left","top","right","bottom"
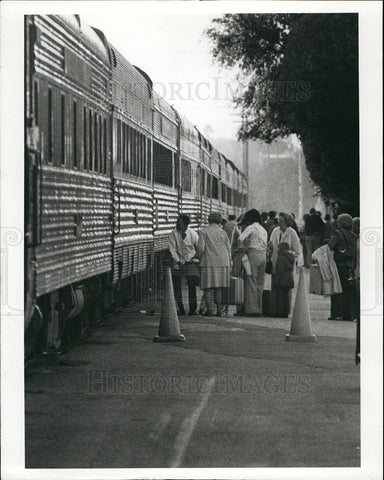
{"left": 239, "top": 209, "right": 268, "bottom": 316}
{"left": 269, "top": 212, "right": 302, "bottom": 314}
{"left": 168, "top": 214, "right": 199, "bottom": 315}
{"left": 198, "top": 212, "right": 231, "bottom": 317}
{"left": 269, "top": 212, "right": 301, "bottom": 272}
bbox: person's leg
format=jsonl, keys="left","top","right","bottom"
{"left": 214, "top": 287, "right": 223, "bottom": 316}
{"left": 187, "top": 277, "right": 198, "bottom": 314}
{"left": 244, "top": 250, "right": 259, "bottom": 314}
{"left": 172, "top": 269, "right": 185, "bottom": 315}
{"left": 330, "top": 294, "right": 342, "bottom": 319}
{"left": 339, "top": 266, "right": 353, "bottom": 320}
{"left": 305, "top": 236, "right": 313, "bottom": 267}
{"left": 282, "top": 287, "right": 290, "bottom": 317}
{"left": 275, "top": 287, "right": 283, "bottom": 317}
{"left": 255, "top": 254, "right": 266, "bottom": 314}
{"left": 204, "top": 288, "right": 215, "bottom": 315}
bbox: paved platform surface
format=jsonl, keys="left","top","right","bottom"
{"left": 25, "top": 272, "right": 360, "bottom": 469}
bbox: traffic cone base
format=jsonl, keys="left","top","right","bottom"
{"left": 286, "top": 267, "right": 317, "bottom": 343}
{"left": 285, "top": 333, "right": 317, "bottom": 342}
{"left": 154, "top": 267, "right": 186, "bottom": 343}
{"left": 153, "top": 334, "right": 185, "bottom": 343}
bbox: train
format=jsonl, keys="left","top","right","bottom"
{"left": 24, "top": 14, "right": 247, "bottom": 356}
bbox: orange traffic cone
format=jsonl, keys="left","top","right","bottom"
{"left": 153, "top": 267, "right": 185, "bottom": 343}
{"left": 286, "top": 267, "right": 317, "bottom": 342}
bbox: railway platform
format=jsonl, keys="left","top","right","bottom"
{"left": 25, "top": 270, "right": 360, "bottom": 469}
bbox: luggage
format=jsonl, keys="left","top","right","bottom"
{"left": 262, "top": 289, "right": 276, "bottom": 317}
{"left": 309, "top": 264, "right": 323, "bottom": 295}
{"left": 228, "top": 277, "right": 244, "bottom": 305}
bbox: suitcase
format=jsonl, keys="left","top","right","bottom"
{"left": 309, "top": 264, "right": 324, "bottom": 295}
{"left": 262, "top": 289, "right": 276, "bottom": 317}
{"left": 228, "top": 277, "right": 244, "bottom": 305}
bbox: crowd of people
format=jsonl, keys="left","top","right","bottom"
{"left": 167, "top": 208, "right": 360, "bottom": 324}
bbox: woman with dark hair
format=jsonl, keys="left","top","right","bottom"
{"left": 198, "top": 212, "right": 231, "bottom": 316}
{"left": 238, "top": 209, "right": 268, "bottom": 316}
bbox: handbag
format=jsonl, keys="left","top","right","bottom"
{"left": 241, "top": 255, "right": 252, "bottom": 276}
{"left": 184, "top": 261, "right": 200, "bottom": 282}
{"left": 309, "top": 264, "right": 324, "bottom": 295}
{"left": 228, "top": 277, "right": 244, "bottom": 305}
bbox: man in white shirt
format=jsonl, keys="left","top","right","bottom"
{"left": 168, "top": 214, "right": 199, "bottom": 315}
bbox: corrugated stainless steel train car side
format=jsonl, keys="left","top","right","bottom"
{"left": 25, "top": 14, "right": 247, "bottom": 356}
{"left": 25, "top": 15, "right": 113, "bottom": 354}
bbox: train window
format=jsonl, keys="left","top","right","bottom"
{"left": 121, "top": 124, "right": 125, "bottom": 173}
{"left": 73, "top": 101, "right": 78, "bottom": 168}
{"left": 89, "top": 110, "right": 93, "bottom": 170}
{"left": 47, "top": 87, "right": 53, "bottom": 163}
{"left": 103, "top": 118, "right": 107, "bottom": 174}
{"left": 116, "top": 119, "right": 121, "bottom": 166}
{"left": 83, "top": 106, "right": 88, "bottom": 170}
{"left": 94, "top": 114, "right": 98, "bottom": 172}
{"left": 142, "top": 134, "right": 146, "bottom": 178}
{"left": 153, "top": 141, "right": 173, "bottom": 187}
{"left": 121, "top": 122, "right": 125, "bottom": 172}
{"left": 132, "top": 129, "right": 136, "bottom": 176}
{"left": 100, "top": 116, "right": 104, "bottom": 173}
{"left": 212, "top": 177, "right": 219, "bottom": 199}
{"left": 147, "top": 139, "right": 152, "bottom": 181}
{"left": 128, "top": 126, "right": 132, "bottom": 174}
{"left": 125, "top": 125, "right": 131, "bottom": 173}
{"left": 138, "top": 131, "right": 142, "bottom": 177}
{"left": 135, "top": 130, "right": 139, "bottom": 176}
{"left": 61, "top": 94, "right": 65, "bottom": 165}
{"left": 34, "top": 80, "right": 39, "bottom": 124}
{"left": 99, "top": 117, "right": 103, "bottom": 173}
{"left": 200, "top": 169, "right": 205, "bottom": 196}
{"left": 221, "top": 184, "right": 226, "bottom": 203}
{"left": 207, "top": 173, "right": 212, "bottom": 198}
{"left": 181, "top": 160, "right": 192, "bottom": 192}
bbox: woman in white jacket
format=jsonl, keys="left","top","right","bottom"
{"left": 269, "top": 212, "right": 301, "bottom": 272}
{"left": 239, "top": 209, "right": 268, "bottom": 316}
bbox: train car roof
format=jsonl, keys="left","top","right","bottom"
{"left": 57, "top": 15, "right": 109, "bottom": 63}
{"left": 152, "top": 90, "right": 178, "bottom": 124}
{"left": 179, "top": 114, "right": 199, "bottom": 141}
{"left": 108, "top": 42, "right": 153, "bottom": 104}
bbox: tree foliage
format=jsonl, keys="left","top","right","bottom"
{"left": 206, "top": 14, "right": 359, "bottom": 213}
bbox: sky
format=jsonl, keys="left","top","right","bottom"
{"left": 82, "top": 13, "right": 243, "bottom": 141}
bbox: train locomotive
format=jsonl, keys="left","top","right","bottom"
{"left": 25, "top": 14, "right": 247, "bottom": 356}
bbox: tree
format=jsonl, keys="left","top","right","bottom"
{"left": 206, "top": 14, "right": 359, "bottom": 214}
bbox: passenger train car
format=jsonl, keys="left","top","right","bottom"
{"left": 25, "top": 14, "right": 247, "bottom": 356}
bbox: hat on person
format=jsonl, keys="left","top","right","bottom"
{"left": 208, "top": 212, "right": 222, "bottom": 224}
